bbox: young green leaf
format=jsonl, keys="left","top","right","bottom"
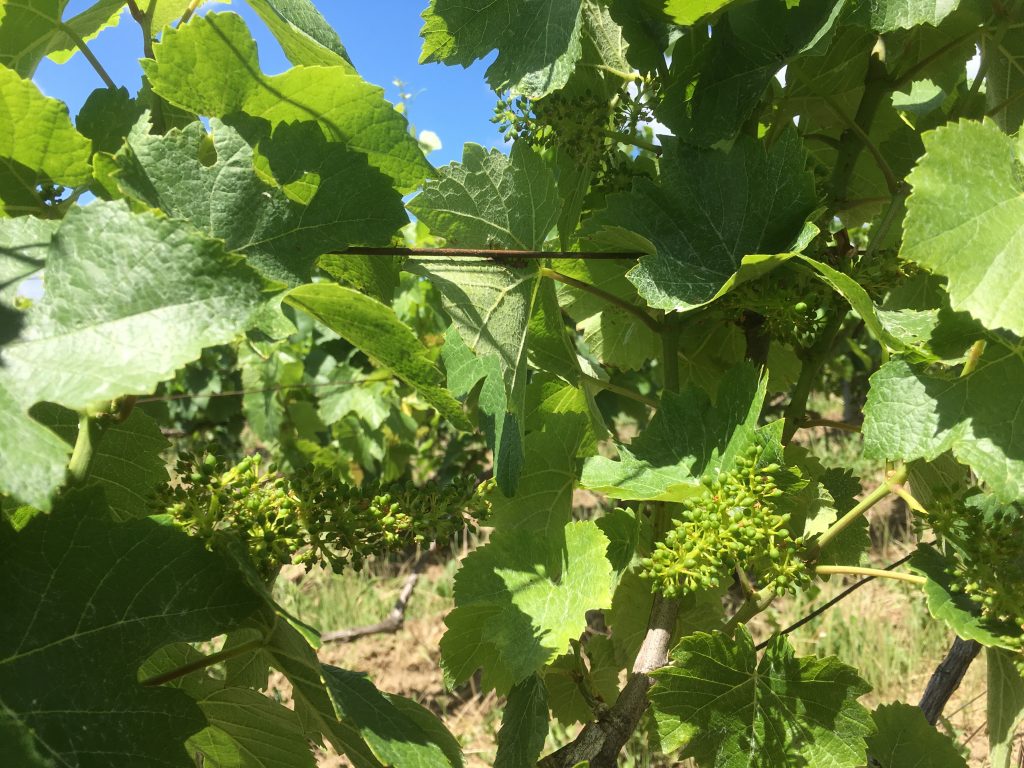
{"left": 866, "top": 702, "right": 966, "bottom": 768}
{"left": 988, "top": 648, "right": 1024, "bottom": 768}
{"left": 0, "top": 65, "right": 91, "bottom": 216}
{"left": 649, "top": 627, "right": 873, "bottom": 768}
{"left": 495, "top": 674, "right": 549, "bottom": 768}
{"left": 902, "top": 120, "right": 1024, "bottom": 337}
{"left": 589, "top": 131, "right": 816, "bottom": 312}
{"left": 114, "top": 117, "right": 406, "bottom": 284}
{"left": 581, "top": 364, "right": 766, "bottom": 501}
{"left": 142, "top": 11, "right": 429, "bottom": 192}
{"left": 284, "top": 283, "right": 472, "bottom": 430}
{"left": 440, "top": 521, "right": 613, "bottom": 694}
{"left": 863, "top": 349, "right": 1024, "bottom": 502}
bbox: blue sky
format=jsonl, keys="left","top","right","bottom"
{"left": 34, "top": 1, "right": 506, "bottom": 167}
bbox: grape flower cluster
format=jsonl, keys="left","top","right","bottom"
{"left": 157, "top": 449, "right": 491, "bottom": 579}
{"left": 929, "top": 491, "right": 1024, "bottom": 644}
{"left": 640, "top": 445, "right": 810, "bottom": 598}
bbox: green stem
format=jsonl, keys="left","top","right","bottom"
{"left": 586, "top": 64, "right": 639, "bottom": 82}
{"left": 814, "top": 465, "right": 909, "bottom": 553}
{"left": 580, "top": 373, "right": 659, "bottom": 409}
{"left": 179, "top": 0, "right": 203, "bottom": 25}
{"left": 723, "top": 585, "right": 776, "bottom": 634}
{"left": 865, "top": 184, "right": 909, "bottom": 257}
{"left": 893, "top": 486, "right": 929, "bottom": 517}
{"left": 599, "top": 128, "right": 661, "bottom": 155}
{"left": 962, "top": 340, "right": 986, "bottom": 376}
{"left": 140, "top": 637, "right": 267, "bottom": 687}
{"left": 781, "top": 310, "right": 845, "bottom": 444}
{"left": 68, "top": 414, "right": 93, "bottom": 482}
{"left": 824, "top": 94, "right": 900, "bottom": 195}
{"left": 660, "top": 322, "right": 681, "bottom": 394}
{"left": 540, "top": 267, "right": 662, "bottom": 334}
{"left": 60, "top": 23, "right": 117, "bottom": 89}
{"left": 828, "top": 41, "right": 893, "bottom": 208}
{"left": 815, "top": 564, "right": 926, "bottom": 586}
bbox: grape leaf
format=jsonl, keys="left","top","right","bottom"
{"left": 664, "top": 0, "right": 736, "bottom": 25}
{"left": 196, "top": 687, "right": 315, "bottom": 768}
{"left": 245, "top": 0, "right": 354, "bottom": 69}
{"left": 322, "top": 666, "right": 460, "bottom": 768}
{"left": 0, "top": 377, "right": 70, "bottom": 510}
{"left": 0, "top": 0, "right": 122, "bottom": 76}
{"left": 0, "top": 201, "right": 270, "bottom": 413}
{"left": 866, "top": 0, "right": 964, "bottom": 32}
{"left": 0, "top": 65, "right": 92, "bottom": 216}
{"left": 408, "top": 142, "right": 559, "bottom": 489}
{"left": 866, "top": 702, "right": 966, "bottom": 768}
{"left": 988, "top": 648, "right": 1024, "bottom": 768}
{"left": 420, "top": 0, "right": 604, "bottom": 99}
{"left": 862, "top": 348, "right": 1024, "bottom": 503}
{"left": 649, "top": 627, "right": 873, "bottom": 767}
{"left": 901, "top": 119, "right": 1024, "bottom": 337}
{"left": 284, "top": 283, "right": 471, "bottom": 431}
{"left": 0, "top": 215, "right": 54, "bottom": 305}
{"left": 661, "top": 0, "right": 843, "bottom": 145}
{"left": 30, "top": 404, "right": 169, "bottom": 521}
{"left": 495, "top": 674, "right": 549, "bottom": 768}
{"left": 75, "top": 86, "right": 146, "bottom": 156}
{"left": 910, "top": 544, "right": 1021, "bottom": 650}
{"left": 259, "top": 621, "right": 386, "bottom": 768}
{"left": 581, "top": 364, "right": 765, "bottom": 501}
{"left": 440, "top": 521, "right": 613, "bottom": 694}
{"left": 488, "top": 409, "right": 590, "bottom": 540}
{"left": 0, "top": 501, "right": 267, "bottom": 768}
{"left": 590, "top": 131, "right": 816, "bottom": 312}
{"left": 113, "top": 116, "right": 406, "bottom": 284}
{"left": 440, "top": 325, "right": 523, "bottom": 495}
{"left": 44, "top": 0, "right": 124, "bottom": 66}
{"left": 142, "top": 11, "right": 429, "bottom": 192}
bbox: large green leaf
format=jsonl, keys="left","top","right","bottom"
{"left": 245, "top": 0, "right": 354, "bottom": 69}
{"left": 440, "top": 521, "right": 613, "bottom": 694}
{"left": 196, "top": 687, "right": 315, "bottom": 768}
{"left": 866, "top": 0, "right": 964, "bottom": 32}
{"left": 988, "top": 648, "right": 1024, "bottom": 768}
{"left": 284, "top": 283, "right": 471, "bottom": 430}
{"left": 494, "top": 674, "right": 549, "bottom": 768}
{"left": 911, "top": 544, "right": 1021, "bottom": 649}
{"left": 142, "top": 11, "right": 429, "bottom": 192}
{"left": 866, "top": 702, "right": 966, "bottom": 767}
{"left": 590, "top": 132, "right": 816, "bottom": 312}
{"left": 581, "top": 364, "right": 765, "bottom": 501}
{"left": 0, "top": 215, "right": 54, "bottom": 305}
{"left": 440, "top": 325, "right": 523, "bottom": 494}
{"left": 113, "top": 117, "right": 406, "bottom": 284}
{"left": 322, "top": 666, "right": 459, "bottom": 768}
{"left": 408, "top": 142, "right": 559, "bottom": 488}
{"left": 31, "top": 405, "right": 169, "bottom": 521}
{"left": 901, "top": 119, "right": 1024, "bottom": 336}
{"left": 0, "top": 377, "right": 70, "bottom": 510}
{"left": 0, "top": 201, "right": 270, "bottom": 413}
{"left": 420, "top": 0, "right": 604, "bottom": 98}
{"left": 0, "top": 501, "right": 267, "bottom": 767}
{"left": 0, "top": 0, "right": 123, "bottom": 76}
{"left": 661, "top": 0, "right": 843, "bottom": 145}
{"left": 862, "top": 349, "right": 1024, "bottom": 502}
{"left": 649, "top": 628, "right": 873, "bottom": 767}
{"left": 0, "top": 65, "right": 92, "bottom": 216}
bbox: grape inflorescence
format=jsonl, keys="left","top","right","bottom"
{"left": 159, "top": 450, "right": 490, "bottom": 578}
{"left": 640, "top": 444, "right": 810, "bottom": 599}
